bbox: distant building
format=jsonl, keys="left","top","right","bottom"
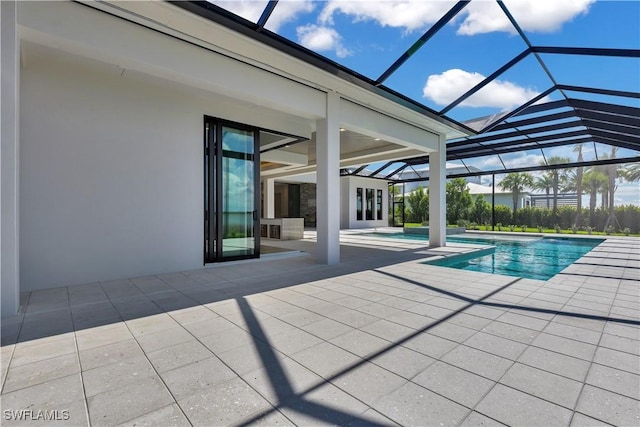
{"left": 530, "top": 193, "right": 578, "bottom": 208}
{"left": 397, "top": 164, "right": 482, "bottom": 194}
{"left": 466, "top": 182, "right": 532, "bottom": 209}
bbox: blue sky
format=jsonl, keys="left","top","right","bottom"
{"left": 210, "top": 1, "right": 639, "bottom": 204}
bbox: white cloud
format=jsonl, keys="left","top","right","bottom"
{"left": 296, "top": 24, "right": 352, "bottom": 58}
{"left": 614, "top": 183, "right": 640, "bottom": 206}
{"left": 266, "top": 0, "right": 315, "bottom": 32}
{"left": 476, "top": 156, "right": 504, "bottom": 169}
{"left": 472, "top": 153, "right": 544, "bottom": 172}
{"left": 210, "top": 0, "right": 314, "bottom": 32}
{"left": 319, "top": 0, "right": 455, "bottom": 33}
{"left": 457, "top": 0, "right": 595, "bottom": 35}
{"left": 213, "top": 0, "right": 594, "bottom": 40}
{"left": 423, "top": 68, "right": 550, "bottom": 110}
{"left": 501, "top": 153, "right": 545, "bottom": 170}
{"left": 316, "top": 0, "right": 593, "bottom": 36}
{"left": 208, "top": 1, "right": 267, "bottom": 22}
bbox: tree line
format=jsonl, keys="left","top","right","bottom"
{"left": 399, "top": 150, "right": 639, "bottom": 233}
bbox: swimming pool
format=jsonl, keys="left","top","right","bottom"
{"left": 372, "top": 232, "right": 604, "bottom": 280}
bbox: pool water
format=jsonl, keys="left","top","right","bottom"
{"left": 372, "top": 233, "right": 603, "bottom": 280}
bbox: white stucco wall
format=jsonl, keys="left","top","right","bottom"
{"left": 472, "top": 193, "right": 531, "bottom": 210}
{"left": 19, "top": 46, "right": 308, "bottom": 291}
{"left": 340, "top": 176, "right": 388, "bottom": 229}
{"left": 10, "top": 0, "right": 457, "bottom": 297}
{"left": 1, "top": 0, "right": 21, "bottom": 315}
{"left": 340, "top": 178, "right": 350, "bottom": 228}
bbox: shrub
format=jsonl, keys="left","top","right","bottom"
{"left": 457, "top": 219, "right": 470, "bottom": 228}
{"left": 557, "top": 206, "right": 574, "bottom": 229}
{"left": 472, "top": 195, "right": 491, "bottom": 224}
{"left": 494, "top": 206, "right": 512, "bottom": 226}
{"left": 616, "top": 205, "right": 640, "bottom": 234}
{"left": 440, "top": 203, "right": 638, "bottom": 233}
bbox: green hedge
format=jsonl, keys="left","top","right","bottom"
{"left": 492, "top": 205, "right": 512, "bottom": 226}
{"left": 481, "top": 205, "right": 640, "bottom": 233}
{"left": 590, "top": 206, "right": 640, "bottom": 233}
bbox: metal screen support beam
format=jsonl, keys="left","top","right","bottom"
{"left": 375, "top": 1, "right": 470, "bottom": 86}
{"left": 402, "top": 182, "right": 406, "bottom": 226}
{"left": 257, "top": 1, "right": 278, "bottom": 30}
{"left": 557, "top": 84, "right": 640, "bottom": 99}
{"left": 439, "top": 49, "right": 531, "bottom": 115}
{"left": 492, "top": 174, "right": 496, "bottom": 231}
{"left": 385, "top": 163, "right": 409, "bottom": 180}
{"left": 350, "top": 164, "right": 369, "bottom": 176}
{"left": 480, "top": 86, "right": 556, "bottom": 134}
{"left": 532, "top": 46, "right": 640, "bottom": 58}
{"left": 497, "top": 1, "right": 569, "bottom": 103}
{"left": 369, "top": 161, "right": 394, "bottom": 178}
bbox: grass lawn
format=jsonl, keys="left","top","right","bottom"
{"left": 401, "top": 222, "right": 639, "bottom": 237}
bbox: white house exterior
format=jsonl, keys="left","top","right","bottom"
{"left": 0, "top": 1, "right": 467, "bottom": 316}
{"left": 467, "top": 183, "right": 532, "bottom": 209}
{"left": 264, "top": 174, "right": 389, "bottom": 230}
{"left": 398, "top": 165, "right": 483, "bottom": 194}
{"left": 340, "top": 176, "right": 388, "bottom": 229}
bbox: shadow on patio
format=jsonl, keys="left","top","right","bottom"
{"left": 1, "top": 233, "right": 638, "bottom": 426}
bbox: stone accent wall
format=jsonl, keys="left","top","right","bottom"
{"left": 300, "top": 183, "right": 316, "bottom": 227}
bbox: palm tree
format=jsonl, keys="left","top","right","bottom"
{"left": 604, "top": 147, "right": 620, "bottom": 230}
{"left": 620, "top": 162, "right": 640, "bottom": 182}
{"left": 532, "top": 173, "right": 553, "bottom": 209}
{"left": 597, "top": 164, "right": 609, "bottom": 209}
{"left": 499, "top": 172, "right": 534, "bottom": 222}
{"left": 544, "top": 156, "right": 570, "bottom": 215}
{"left": 583, "top": 170, "right": 608, "bottom": 224}
{"left": 562, "top": 168, "right": 578, "bottom": 194}
{"left": 573, "top": 144, "right": 585, "bottom": 227}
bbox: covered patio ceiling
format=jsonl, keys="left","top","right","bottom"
{"left": 174, "top": 1, "right": 640, "bottom": 182}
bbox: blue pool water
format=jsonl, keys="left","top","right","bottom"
{"left": 372, "top": 233, "right": 603, "bottom": 280}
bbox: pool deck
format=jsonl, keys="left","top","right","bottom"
{"left": 1, "top": 230, "right": 638, "bottom": 426}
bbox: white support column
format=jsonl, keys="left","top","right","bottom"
{"left": 1, "top": 1, "right": 21, "bottom": 317}
{"left": 263, "top": 178, "right": 275, "bottom": 218}
{"left": 429, "top": 134, "right": 446, "bottom": 248}
{"left": 316, "top": 92, "right": 340, "bottom": 264}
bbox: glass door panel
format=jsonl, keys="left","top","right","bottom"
{"left": 205, "top": 122, "right": 217, "bottom": 262}
{"left": 204, "top": 117, "right": 260, "bottom": 263}
{"left": 221, "top": 126, "right": 255, "bottom": 259}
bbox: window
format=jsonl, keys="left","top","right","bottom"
{"left": 356, "top": 188, "right": 363, "bottom": 220}
{"left": 377, "top": 189, "right": 383, "bottom": 220}
{"left": 366, "top": 189, "right": 374, "bottom": 220}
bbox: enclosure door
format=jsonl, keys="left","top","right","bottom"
{"left": 205, "top": 117, "right": 260, "bottom": 262}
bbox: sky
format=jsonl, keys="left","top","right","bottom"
{"left": 209, "top": 0, "right": 640, "bottom": 204}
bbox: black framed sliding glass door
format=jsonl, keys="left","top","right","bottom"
{"left": 204, "top": 117, "right": 260, "bottom": 262}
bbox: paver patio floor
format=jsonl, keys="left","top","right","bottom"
{"left": 1, "top": 231, "right": 638, "bottom": 426}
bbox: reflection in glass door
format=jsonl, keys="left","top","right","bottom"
{"left": 222, "top": 126, "right": 255, "bottom": 258}
{"left": 204, "top": 117, "right": 260, "bottom": 262}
